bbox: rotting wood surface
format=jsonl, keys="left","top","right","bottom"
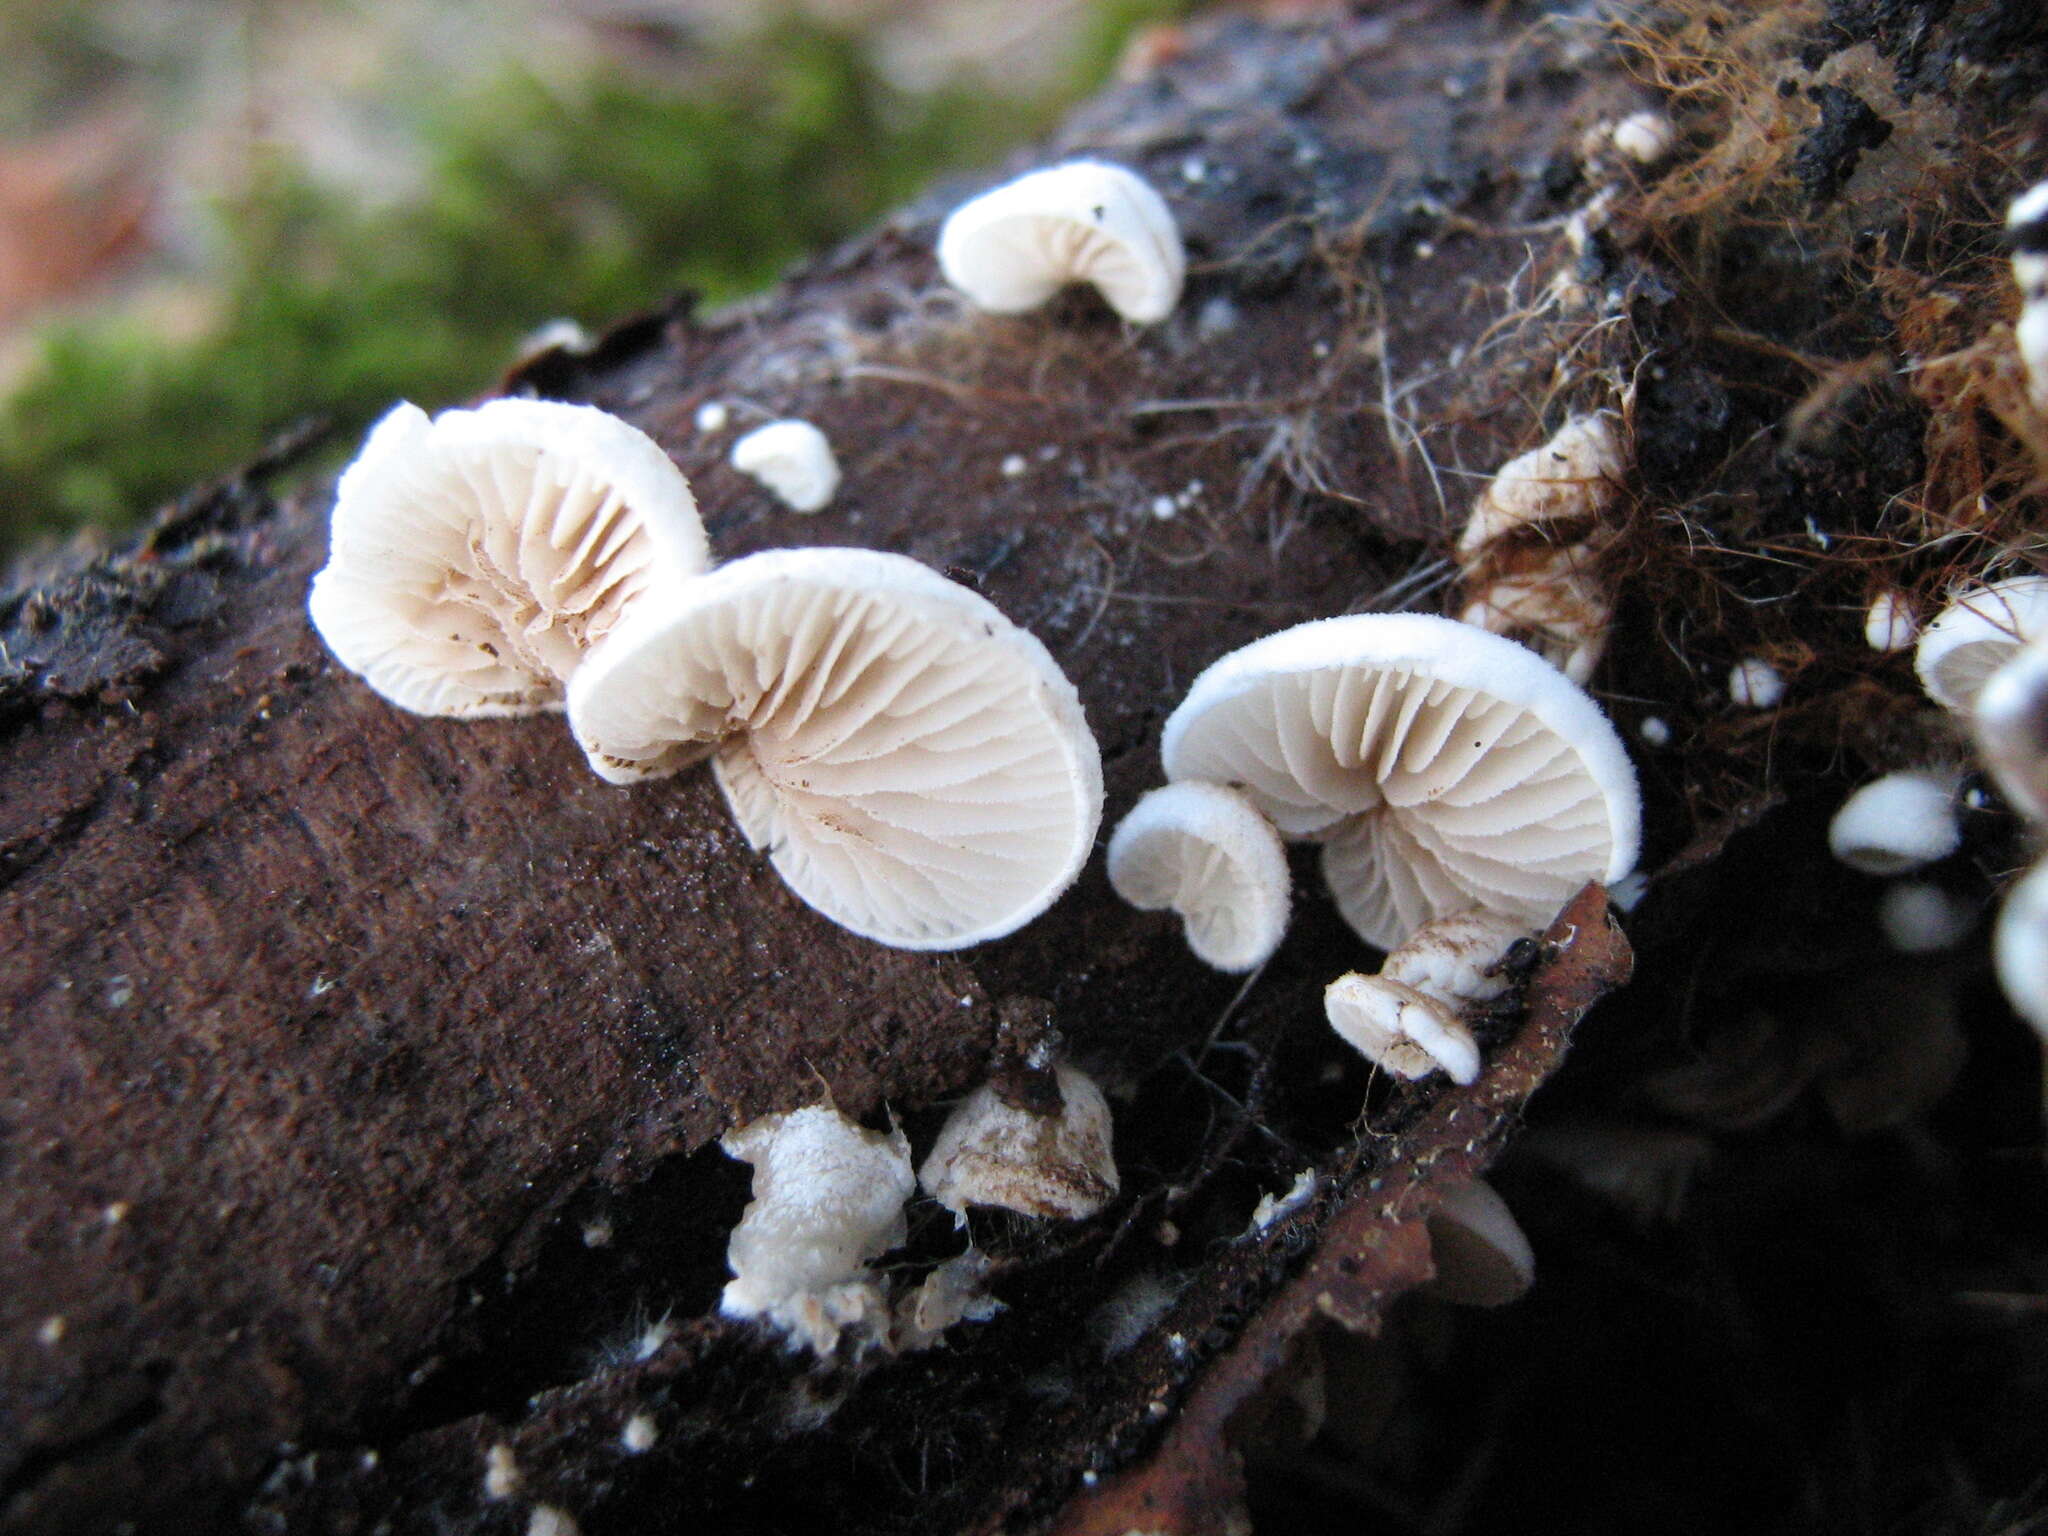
{"left": 3, "top": 1, "right": 2042, "bottom": 1532}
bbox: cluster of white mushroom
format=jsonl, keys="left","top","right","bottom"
{"left": 1108, "top": 612, "right": 1642, "bottom": 1084}
{"left": 1453, "top": 413, "right": 1627, "bottom": 685}
{"left": 717, "top": 1079, "right": 1118, "bottom": 1355}
{"left": 309, "top": 397, "right": 1104, "bottom": 952}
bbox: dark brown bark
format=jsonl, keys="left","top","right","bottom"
{"left": 3, "top": 2, "right": 2043, "bottom": 1533}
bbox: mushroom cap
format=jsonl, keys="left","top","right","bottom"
{"left": 1972, "top": 636, "right": 2048, "bottom": 824}
{"left": 918, "top": 1063, "right": 1119, "bottom": 1222}
{"left": 937, "top": 160, "right": 1185, "bottom": 324}
{"left": 1423, "top": 1179, "right": 1536, "bottom": 1307}
{"left": 308, "top": 398, "right": 709, "bottom": 718}
{"left": 1324, "top": 972, "right": 1482, "bottom": 1084}
{"left": 1457, "top": 414, "right": 1623, "bottom": 554}
{"left": 1913, "top": 575, "right": 2048, "bottom": 714}
{"left": 1995, "top": 859, "right": 2048, "bottom": 1038}
{"left": 1381, "top": 907, "right": 1531, "bottom": 1003}
{"left": 1827, "top": 770, "right": 1962, "bottom": 874}
{"left": 1105, "top": 781, "right": 1290, "bottom": 972}
{"left": 730, "top": 418, "right": 842, "bottom": 514}
{"left": 1162, "top": 614, "right": 1640, "bottom": 949}
{"left": 567, "top": 547, "right": 1103, "bottom": 950}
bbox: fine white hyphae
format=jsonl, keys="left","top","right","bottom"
{"left": 1914, "top": 574, "right": 2048, "bottom": 714}
{"left": 1106, "top": 781, "right": 1291, "bottom": 972}
{"left": 307, "top": 399, "right": 712, "bottom": 720}
{"left": 1826, "top": 770, "right": 1962, "bottom": 875}
{"left": 308, "top": 398, "right": 709, "bottom": 718}
{"left": 1972, "top": 636, "right": 2048, "bottom": 825}
{"left": 1456, "top": 414, "right": 1623, "bottom": 555}
{"left": 920, "top": 1064, "right": 1119, "bottom": 1222}
{"left": 1422, "top": 1179, "right": 1536, "bottom": 1307}
{"left": 937, "top": 160, "right": 1185, "bottom": 324}
{"left": 567, "top": 548, "right": 1102, "bottom": 950}
{"left": 730, "top": 419, "right": 842, "bottom": 513}
{"left": 1864, "top": 589, "right": 1919, "bottom": 652}
{"left": 719, "top": 1104, "right": 916, "bottom": 1349}
{"left": 1995, "top": 859, "right": 2048, "bottom": 1037}
{"left": 1162, "top": 613, "right": 1639, "bottom": 950}
{"left": 1323, "top": 908, "right": 1529, "bottom": 1084}
{"left": 2010, "top": 181, "right": 2048, "bottom": 413}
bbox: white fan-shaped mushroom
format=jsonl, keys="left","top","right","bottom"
{"left": 1323, "top": 908, "right": 1529, "bottom": 1084}
{"left": 1826, "top": 770, "right": 1962, "bottom": 875}
{"left": 1325, "top": 972, "right": 1482, "bottom": 1084}
{"left": 308, "top": 398, "right": 709, "bottom": 718}
{"left": 1456, "top": 414, "right": 1623, "bottom": 555}
{"left": 567, "top": 548, "right": 1103, "bottom": 950}
{"left": 918, "top": 1064, "right": 1118, "bottom": 1223}
{"left": 1105, "top": 782, "right": 1290, "bottom": 971}
{"left": 1913, "top": 574, "right": 2048, "bottom": 714}
{"left": 1162, "top": 614, "right": 1639, "bottom": 949}
{"left": 1422, "top": 1179, "right": 1536, "bottom": 1307}
{"left": 719, "top": 1104, "right": 915, "bottom": 1354}
{"left": 730, "top": 419, "right": 841, "bottom": 513}
{"left": 1972, "top": 635, "right": 2048, "bottom": 824}
{"left": 937, "top": 160, "right": 1185, "bottom": 324}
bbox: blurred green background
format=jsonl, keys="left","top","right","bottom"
{"left": 0, "top": 0, "right": 1196, "bottom": 560}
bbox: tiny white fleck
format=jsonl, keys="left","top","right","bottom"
{"left": 1180, "top": 156, "right": 1208, "bottom": 184}
{"left": 37, "top": 1316, "right": 65, "bottom": 1346}
{"left": 1000, "top": 454, "right": 1028, "bottom": 478}
{"left": 309, "top": 976, "right": 336, "bottom": 998}
{"left": 580, "top": 1218, "right": 613, "bottom": 1249}
{"left": 1864, "top": 590, "right": 1918, "bottom": 651}
{"left": 1639, "top": 716, "right": 1671, "bottom": 746}
{"left": 695, "top": 401, "right": 730, "bottom": 434}
{"left": 1414, "top": 241, "right": 1436, "bottom": 259}
{"left": 634, "top": 1319, "right": 673, "bottom": 1361}
{"left": 103, "top": 1202, "right": 130, "bottom": 1226}
{"left": 104, "top": 975, "right": 134, "bottom": 1008}
{"left": 621, "top": 1413, "right": 658, "bottom": 1454}
{"left": 1150, "top": 495, "right": 1178, "bottom": 520}
{"left": 359, "top": 1449, "right": 379, "bottom": 1471}
{"left": 1312, "top": 340, "right": 1332, "bottom": 357}
{"left": 1081, "top": 1470, "right": 1100, "bottom": 1487}
{"left": 527, "top": 1505, "right": 580, "bottom": 1536}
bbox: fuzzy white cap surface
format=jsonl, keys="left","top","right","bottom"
{"left": 730, "top": 419, "right": 841, "bottom": 513}
{"left": 308, "top": 399, "right": 708, "bottom": 718}
{"left": 1106, "top": 782, "right": 1290, "bottom": 971}
{"left": 568, "top": 548, "right": 1102, "bottom": 950}
{"left": 938, "top": 160, "right": 1185, "bottom": 324}
{"left": 719, "top": 1104, "right": 915, "bottom": 1344}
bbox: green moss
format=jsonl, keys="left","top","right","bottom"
{"left": 0, "top": 9, "right": 1180, "bottom": 558}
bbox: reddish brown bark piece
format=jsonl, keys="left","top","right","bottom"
{"left": 1046, "top": 886, "right": 1631, "bottom": 1536}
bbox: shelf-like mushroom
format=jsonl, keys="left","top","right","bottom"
{"left": 1323, "top": 908, "right": 1530, "bottom": 1084}
{"left": 1162, "top": 613, "right": 1639, "bottom": 949}
{"left": 567, "top": 548, "right": 1102, "bottom": 950}
{"left": 309, "top": 398, "right": 709, "bottom": 718}
{"left": 1913, "top": 574, "right": 2048, "bottom": 715}
{"left": 937, "top": 160, "right": 1185, "bottom": 324}
{"left": 1105, "top": 781, "right": 1291, "bottom": 972}
{"left": 919, "top": 1064, "right": 1119, "bottom": 1223}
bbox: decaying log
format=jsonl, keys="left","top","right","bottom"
{"left": 3, "top": 1, "right": 2043, "bottom": 1532}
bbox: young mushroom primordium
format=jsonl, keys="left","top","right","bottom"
{"left": 1160, "top": 612, "right": 1641, "bottom": 951}
{"left": 1324, "top": 908, "right": 1533, "bottom": 1084}
{"left": 308, "top": 398, "right": 709, "bottom": 717}
{"left": 567, "top": 546, "right": 1104, "bottom": 951}
{"left": 937, "top": 159, "right": 1185, "bottom": 325}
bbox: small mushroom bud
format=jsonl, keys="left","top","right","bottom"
{"left": 729, "top": 418, "right": 841, "bottom": 513}
{"left": 1827, "top": 770, "right": 1963, "bottom": 874}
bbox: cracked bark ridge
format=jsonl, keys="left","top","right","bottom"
{"left": 1044, "top": 886, "right": 1632, "bottom": 1536}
